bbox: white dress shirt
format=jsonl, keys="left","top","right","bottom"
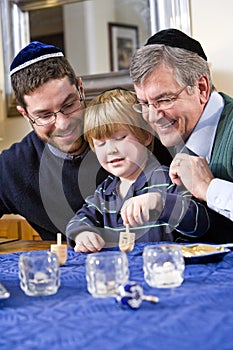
{"left": 185, "top": 92, "right": 233, "bottom": 221}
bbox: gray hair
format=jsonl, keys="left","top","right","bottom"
{"left": 130, "top": 45, "right": 214, "bottom": 92}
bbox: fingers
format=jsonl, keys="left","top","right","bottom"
{"left": 121, "top": 193, "right": 161, "bottom": 227}
{"left": 74, "top": 241, "right": 90, "bottom": 253}
{"left": 169, "top": 156, "right": 183, "bottom": 185}
{"left": 169, "top": 153, "right": 195, "bottom": 185}
{"left": 74, "top": 232, "right": 105, "bottom": 253}
{"left": 121, "top": 200, "right": 145, "bottom": 227}
{"left": 169, "top": 153, "right": 213, "bottom": 199}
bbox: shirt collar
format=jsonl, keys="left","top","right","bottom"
{"left": 47, "top": 143, "right": 90, "bottom": 160}
{"left": 185, "top": 91, "right": 224, "bottom": 161}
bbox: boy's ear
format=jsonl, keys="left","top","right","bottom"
{"left": 144, "top": 132, "right": 153, "bottom": 147}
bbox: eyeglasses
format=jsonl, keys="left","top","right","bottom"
{"left": 27, "top": 97, "right": 84, "bottom": 126}
{"left": 132, "top": 86, "right": 187, "bottom": 114}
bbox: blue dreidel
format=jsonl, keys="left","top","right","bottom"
{"left": 116, "top": 281, "right": 159, "bottom": 309}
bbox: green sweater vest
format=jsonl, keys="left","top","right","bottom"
{"left": 209, "top": 93, "right": 233, "bottom": 182}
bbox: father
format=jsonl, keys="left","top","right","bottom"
{"left": 0, "top": 41, "right": 108, "bottom": 240}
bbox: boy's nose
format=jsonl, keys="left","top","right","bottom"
{"left": 107, "top": 141, "right": 118, "bottom": 154}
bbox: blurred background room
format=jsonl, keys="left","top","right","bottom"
{"left": 0, "top": 0, "right": 232, "bottom": 151}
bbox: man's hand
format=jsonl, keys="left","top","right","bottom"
{"left": 169, "top": 153, "right": 214, "bottom": 201}
{"left": 74, "top": 231, "right": 105, "bottom": 253}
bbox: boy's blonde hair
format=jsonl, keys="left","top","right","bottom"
{"left": 84, "top": 88, "right": 154, "bottom": 151}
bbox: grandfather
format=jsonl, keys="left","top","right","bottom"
{"left": 130, "top": 28, "right": 233, "bottom": 243}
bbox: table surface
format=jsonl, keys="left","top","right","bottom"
{"left": 0, "top": 239, "right": 55, "bottom": 253}
{"left": 0, "top": 241, "right": 233, "bottom": 350}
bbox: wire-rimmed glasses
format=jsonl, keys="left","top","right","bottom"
{"left": 27, "top": 97, "right": 84, "bottom": 126}
{"left": 132, "top": 86, "right": 187, "bottom": 114}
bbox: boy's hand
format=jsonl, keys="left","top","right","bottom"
{"left": 121, "top": 192, "right": 162, "bottom": 227}
{"left": 74, "top": 231, "right": 105, "bottom": 253}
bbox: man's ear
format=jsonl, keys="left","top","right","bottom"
{"left": 17, "top": 106, "right": 30, "bottom": 122}
{"left": 197, "top": 75, "right": 210, "bottom": 104}
{"left": 76, "top": 77, "right": 85, "bottom": 100}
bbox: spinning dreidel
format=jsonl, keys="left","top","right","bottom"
{"left": 119, "top": 224, "right": 135, "bottom": 253}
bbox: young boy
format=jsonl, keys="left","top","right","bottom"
{"left": 66, "top": 89, "right": 209, "bottom": 253}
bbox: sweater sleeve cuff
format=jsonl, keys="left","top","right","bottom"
{"left": 158, "top": 192, "right": 184, "bottom": 227}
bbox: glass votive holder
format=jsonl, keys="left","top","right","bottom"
{"left": 85, "top": 251, "right": 129, "bottom": 298}
{"left": 18, "top": 251, "right": 60, "bottom": 296}
{"left": 143, "top": 244, "right": 185, "bottom": 288}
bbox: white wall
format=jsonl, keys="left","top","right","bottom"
{"left": 191, "top": 0, "right": 233, "bottom": 95}
{"left": 64, "top": 0, "right": 150, "bottom": 75}
{"left": 64, "top": 0, "right": 115, "bottom": 75}
{"left": 115, "top": 0, "right": 151, "bottom": 46}
{"left": 0, "top": 0, "right": 233, "bottom": 151}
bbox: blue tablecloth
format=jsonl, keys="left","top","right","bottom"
{"left": 0, "top": 243, "right": 233, "bottom": 350}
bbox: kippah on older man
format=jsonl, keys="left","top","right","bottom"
{"left": 130, "top": 28, "right": 233, "bottom": 243}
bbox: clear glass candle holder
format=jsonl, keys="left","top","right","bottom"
{"left": 18, "top": 251, "right": 60, "bottom": 296}
{"left": 86, "top": 251, "right": 129, "bottom": 298}
{"left": 143, "top": 244, "right": 185, "bottom": 288}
